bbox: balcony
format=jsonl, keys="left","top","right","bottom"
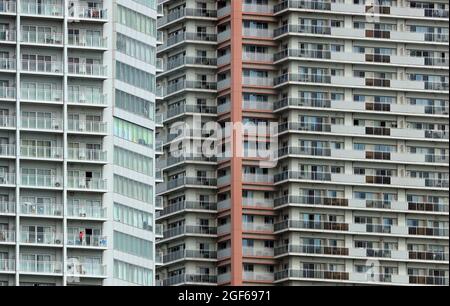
{"left": 68, "top": 120, "right": 107, "bottom": 134}
{"left": 0, "top": 87, "right": 15, "bottom": 100}
{"left": 67, "top": 177, "right": 107, "bottom": 191}
{"left": 67, "top": 262, "right": 107, "bottom": 278}
{"left": 0, "top": 115, "right": 15, "bottom": 129}
{"left": 68, "top": 90, "right": 106, "bottom": 106}
{"left": 348, "top": 223, "right": 408, "bottom": 236}
{"left": 20, "top": 231, "right": 63, "bottom": 246}
{"left": 157, "top": 32, "right": 217, "bottom": 53}
{"left": 158, "top": 8, "right": 217, "bottom": 28}
{"left": 68, "top": 148, "right": 107, "bottom": 163}
{"left": 242, "top": 3, "right": 273, "bottom": 14}
{"left": 157, "top": 274, "right": 217, "bottom": 286}
{"left": 20, "top": 202, "right": 63, "bottom": 217}
{"left": 21, "top": 2, "right": 63, "bottom": 17}
{"left": 409, "top": 275, "right": 449, "bottom": 286}
{"left": 21, "top": 31, "right": 63, "bottom": 45}
{"left": 0, "top": 29, "right": 15, "bottom": 42}
{"left": 243, "top": 222, "right": 274, "bottom": 233}
{"left": 274, "top": 220, "right": 349, "bottom": 233}
{"left": 67, "top": 234, "right": 107, "bottom": 248}
{"left": 242, "top": 198, "right": 273, "bottom": 209}
{"left": 20, "top": 146, "right": 63, "bottom": 160}
{"left": 20, "top": 260, "right": 62, "bottom": 275}
{"left": 408, "top": 251, "right": 449, "bottom": 262}
{"left": 243, "top": 76, "right": 273, "bottom": 87}
{"left": 0, "top": 259, "right": 15, "bottom": 273}
{"left": 0, "top": 201, "right": 15, "bottom": 214}
{"left": 159, "top": 56, "right": 217, "bottom": 75}
{"left": 160, "top": 225, "right": 217, "bottom": 240}
{"left": 21, "top": 87, "right": 63, "bottom": 103}
{"left": 0, "top": 58, "right": 15, "bottom": 71}
{"left": 0, "top": 173, "right": 15, "bottom": 186}
{"left": 273, "top": 1, "right": 449, "bottom": 20}
{"left": 68, "top": 34, "right": 107, "bottom": 49}
{"left": 159, "top": 80, "right": 217, "bottom": 97}
{"left": 274, "top": 244, "right": 349, "bottom": 257}
{"left": 156, "top": 201, "right": 217, "bottom": 219}
{"left": 275, "top": 269, "right": 349, "bottom": 282}
{"left": 273, "top": 97, "right": 449, "bottom": 116}
{"left": 68, "top": 6, "right": 108, "bottom": 21}
{"left": 408, "top": 226, "right": 449, "bottom": 237}
{"left": 0, "top": 1, "right": 16, "bottom": 14}
{"left": 242, "top": 173, "right": 274, "bottom": 184}
{"left": 242, "top": 28, "right": 273, "bottom": 39}
{"left": 274, "top": 195, "right": 349, "bottom": 209}
{"left": 243, "top": 247, "right": 274, "bottom": 257}
{"left": 0, "top": 144, "right": 15, "bottom": 157}
{"left": 156, "top": 177, "right": 217, "bottom": 194}
{"left": 164, "top": 104, "right": 217, "bottom": 121}
{"left": 0, "top": 230, "right": 15, "bottom": 243}
{"left": 243, "top": 52, "right": 273, "bottom": 63}
{"left": 21, "top": 116, "right": 62, "bottom": 132}
{"left": 68, "top": 63, "right": 107, "bottom": 77}
{"left": 161, "top": 250, "right": 217, "bottom": 264}
{"left": 21, "top": 174, "right": 63, "bottom": 189}
{"left": 217, "top": 5, "right": 231, "bottom": 17}
{"left": 67, "top": 204, "right": 107, "bottom": 220}
{"left": 243, "top": 272, "right": 274, "bottom": 282}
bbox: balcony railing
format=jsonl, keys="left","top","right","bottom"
{"left": 21, "top": 174, "right": 62, "bottom": 188}
{"left": 68, "top": 120, "right": 107, "bottom": 134}
{"left": 157, "top": 201, "right": 217, "bottom": 218}
{"left": 67, "top": 234, "right": 107, "bottom": 248}
{"left": 0, "top": 144, "right": 15, "bottom": 157}
{"left": 68, "top": 34, "right": 107, "bottom": 48}
{"left": 243, "top": 3, "right": 273, "bottom": 14}
{"left": 162, "top": 56, "right": 217, "bottom": 72}
{"left": 160, "top": 80, "right": 217, "bottom": 97}
{"left": 0, "top": 259, "right": 15, "bottom": 272}
{"left": 275, "top": 269, "right": 349, "bottom": 281}
{"left": 0, "top": 58, "right": 15, "bottom": 70}
{"left": 0, "top": 173, "right": 15, "bottom": 185}
{"left": 0, "top": 87, "right": 15, "bottom": 99}
{"left": 20, "top": 202, "right": 63, "bottom": 217}
{"left": 21, "top": 2, "right": 63, "bottom": 16}
{"left": 0, "top": 115, "right": 15, "bottom": 128}
{"left": 157, "top": 274, "right": 217, "bottom": 286}
{"left": 409, "top": 251, "right": 449, "bottom": 262}
{"left": 67, "top": 262, "right": 107, "bottom": 277}
{"left": 243, "top": 222, "right": 274, "bottom": 232}
{"left": 243, "top": 247, "right": 274, "bottom": 257}
{"left": 67, "top": 177, "right": 107, "bottom": 191}
{"left": 275, "top": 220, "right": 349, "bottom": 232}
{"left": 156, "top": 177, "right": 217, "bottom": 194}
{"left": 0, "top": 29, "right": 16, "bottom": 42}
{"left": 21, "top": 116, "right": 62, "bottom": 131}
{"left": 20, "top": 231, "right": 62, "bottom": 245}
{"left": 162, "top": 250, "right": 217, "bottom": 264}
{"left": 165, "top": 104, "right": 217, "bottom": 120}
{"left": 20, "top": 146, "right": 63, "bottom": 159}
{"left": 0, "top": 230, "right": 15, "bottom": 242}
{"left": 68, "top": 90, "right": 106, "bottom": 106}
{"left": 161, "top": 225, "right": 217, "bottom": 240}
{"left": 0, "top": 1, "right": 16, "bottom": 13}
{"left": 68, "top": 148, "right": 107, "bottom": 162}
{"left": 21, "top": 31, "right": 63, "bottom": 45}
{"left": 274, "top": 244, "right": 349, "bottom": 256}
{"left": 68, "top": 6, "right": 107, "bottom": 20}
{"left": 408, "top": 226, "right": 449, "bottom": 237}
{"left": 157, "top": 32, "right": 217, "bottom": 52}
{"left": 0, "top": 201, "right": 15, "bottom": 214}
{"left": 67, "top": 205, "right": 106, "bottom": 219}
{"left": 274, "top": 195, "right": 349, "bottom": 208}
{"left": 68, "top": 63, "right": 107, "bottom": 77}
{"left": 158, "top": 8, "right": 217, "bottom": 27}
{"left": 21, "top": 87, "right": 63, "bottom": 102}
{"left": 20, "top": 260, "right": 63, "bottom": 274}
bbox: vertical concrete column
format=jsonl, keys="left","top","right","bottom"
{"left": 230, "top": 0, "right": 243, "bottom": 286}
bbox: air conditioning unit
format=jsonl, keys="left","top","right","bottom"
{"left": 55, "top": 182, "right": 61, "bottom": 188}
{"left": 78, "top": 151, "right": 86, "bottom": 159}
{"left": 79, "top": 181, "right": 86, "bottom": 188}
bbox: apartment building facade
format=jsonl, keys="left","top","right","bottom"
{"left": 0, "top": 0, "right": 158, "bottom": 286}
{"left": 155, "top": 0, "right": 449, "bottom": 286}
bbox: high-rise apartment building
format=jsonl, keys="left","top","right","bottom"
{"left": 155, "top": 0, "right": 449, "bottom": 286}
{"left": 0, "top": 0, "right": 158, "bottom": 286}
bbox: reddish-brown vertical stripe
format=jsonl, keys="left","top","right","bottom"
{"left": 230, "top": 0, "right": 243, "bottom": 286}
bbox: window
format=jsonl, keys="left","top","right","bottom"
{"left": 116, "top": 5, "right": 156, "bottom": 37}
{"left": 116, "top": 61, "right": 155, "bottom": 92}
{"left": 114, "top": 118, "right": 153, "bottom": 148}
{"left": 114, "top": 231, "right": 153, "bottom": 259}
{"left": 114, "top": 175, "right": 153, "bottom": 204}
{"left": 114, "top": 203, "right": 153, "bottom": 231}
{"left": 114, "top": 146, "right": 153, "bottom": 176}
{"left": 116, "top": 33, "right": 156, "bottom": 65}
{"left": 115, "top": 90, "right": 154, "bottom": 120}
{"left": 114, "top": 260, "right": 153, "bottom": 286}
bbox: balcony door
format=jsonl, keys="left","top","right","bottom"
{"left": 21, "top": 253, "right": 52, "bottom": 273}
